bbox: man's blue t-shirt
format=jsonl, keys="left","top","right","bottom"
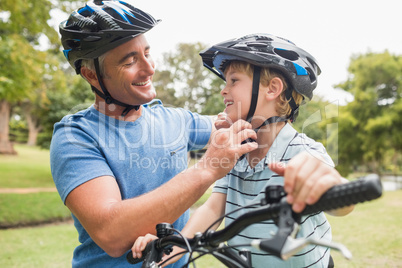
{"left": 50, "top": 101, "right": 212, "bottom": 267}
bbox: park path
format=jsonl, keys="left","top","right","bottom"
{"left": 0, "top": 187, "right": 57, "bottom": 194}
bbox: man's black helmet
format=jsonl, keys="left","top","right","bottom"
{"left": 60, "top": 0, "right": 160, "bottom": 74}
{"left": 200, "top": 33, "right": 321, "bottom": 101}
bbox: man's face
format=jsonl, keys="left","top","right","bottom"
{"left": 101, "top": 34, "right": 156, "bottom": 106}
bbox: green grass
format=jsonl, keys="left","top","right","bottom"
{"left": 0, "top": 145, "right": 71, "bottom": 227}
{"left": 0, "top": 191, "right": 400, "bottom": 267}
{"left": 1, "top": 145, "right": 401, "bottom": 267}
{"left": 0, "top": 192, "right": 71, "bottom": 228}
{"left": 0, "top": 144, "right": 53, "bottom": 188}
{"left": 328, "top": 190, "right": 402, "bottom": 267}
{"left": 0, "top": 222, "right": 78, "bottom": 268}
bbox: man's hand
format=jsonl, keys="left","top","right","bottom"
{"left": 269, "top": 152, "right": 349, "bottom": 214}
{"left": 214, "top": 112, "right": 232, "bottom": 130}
{"left": 199, "top": 119, "right": 257, "bottom": 180}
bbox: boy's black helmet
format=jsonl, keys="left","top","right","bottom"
{"left": 60, "top": 0, "right": 160, "bottom": 74}
{"left": 200, "top": 33, "right": 321, "bottom": 101}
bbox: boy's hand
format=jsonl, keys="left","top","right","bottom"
{"left": 269, "top": 152, "right": 343, "bottom": 213}
{"left": 131, "top": 233, "right": 157, "bottom": 259}
{"left": 131, "top": 234, "right": 185, "bottom": 267}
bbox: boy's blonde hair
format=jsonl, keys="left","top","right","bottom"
{"left": 225, "top": 61, "right": 303, "bottom": 120}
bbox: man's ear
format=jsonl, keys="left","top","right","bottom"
{"left": 80, "top": 66, "right": 99, "bottom": 88}
{"left": 265, "top": 77, "right": 284, "bottom": 100}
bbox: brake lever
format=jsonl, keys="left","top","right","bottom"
{"left": 251, "top": 198, "right": 298, "bottom": 258}
{"left": 252, "top": 194, "right": 353, "bottom": 261}
{"left": 142, "top": 240, "right": 163, "bottom": 268}
{"left": 281, "top": 236, "right": 352, "bottom": 260}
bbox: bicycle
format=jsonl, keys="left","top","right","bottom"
{"left": 127, "top": 174, "right": 383, "bottom": 267}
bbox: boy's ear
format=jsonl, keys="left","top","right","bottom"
{"left": 265, "top": 77, "right": 284, "bottom": 100}
{"left": 81, "top": 66, "right": 99, "bottom": 87}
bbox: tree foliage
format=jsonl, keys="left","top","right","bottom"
{"left": 153, "top": 42, "right": 225, "bottom": 114}
{"left": 334, "top": 51, "right": 402, "bottom": 175}
{"left": 0, "top": 0, "right": 85, "bottom": 152}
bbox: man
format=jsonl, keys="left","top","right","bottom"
{"left": 50, "top": 1, "right": 257, "bottom": 267}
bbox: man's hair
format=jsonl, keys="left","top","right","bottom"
{"left": 80, "top": 53, "right": 108, "bottom": 79}
{"left": 225, "top": 61, "right": 303, "bottom": 120}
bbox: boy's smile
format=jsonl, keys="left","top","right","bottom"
{"left": 224, "top": 100, "right": 234, "bottom": 107}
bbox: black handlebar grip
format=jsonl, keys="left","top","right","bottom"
{"left": 126, "top": 250, "right": 145, "bottom": 265}
{"left": 302, "top": 174, "right": 383, "bottom": 215}
{"left": 127, "top": 241, "right": 154, "bottom": 265}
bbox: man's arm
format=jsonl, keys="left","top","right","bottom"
{"left": 203, "top": 115, "right": 216, "bottom": 148}
{"left": 65, "top": 120, "right": 257, "bottom": 257}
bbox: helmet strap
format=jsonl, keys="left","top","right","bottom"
{"left": 246, "top": 66, "right": 261, "bottom": 122}
{"left": 284, "top": 88, "right": 299, "bottom": 122}
{"left": 251, "top": 88, "right": 299, "bottom": 133}
{"left": 92, "top": 58, "right": 140, "bottom": 117}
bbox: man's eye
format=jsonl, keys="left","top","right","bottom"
{"left": 125, "top": 60, "right": 136, "bottom": 66}
{"left": 125, "top": 57, "right": 138, "bottom": 66}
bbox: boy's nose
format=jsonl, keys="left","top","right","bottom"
{"left": 220, "top": 86, "right": 228, "bottom": 96}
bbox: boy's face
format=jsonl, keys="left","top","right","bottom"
{"left": 221, "top": 66, "right": 253, "bottom": 124}
{"left": 101, "top": 34, "right": 157, "bottom": 106}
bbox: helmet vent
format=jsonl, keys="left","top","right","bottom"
{"left": 255, "top": 35, "right": 273, "bottom": 41}
{"left": 66, "top": 39, "right": 81, "bottom": 49}
{"left": 247, "top": 42, "right": 268, "bottom": 48}
{"left": 307, "top": 57, "right": 321, "bottom": 75}
{"left": 305, "top": 67, "right": 316, "bottom": 83}
{"left": 274, "top": 48, "right": 299, "bottom": 61}
{"left": 92, "top": 11, "right": 121, "bottom": 30}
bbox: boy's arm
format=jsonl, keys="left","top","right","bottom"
{"left": 181, "top": 192, "right": 227, "bottom": 237}
{"left": 131, "top": 192, "right": 227, "bottom": 261}
{"left": 269, "top": 152, "right": 354, "bottom": 216}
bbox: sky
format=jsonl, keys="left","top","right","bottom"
{"left": 53, "top": 0, "right": 402, "bottom": 105}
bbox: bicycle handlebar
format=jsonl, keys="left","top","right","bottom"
{"left": 127, "top": 174, "right": 382, "bottom": 266}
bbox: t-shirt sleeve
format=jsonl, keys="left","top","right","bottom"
{"left": 50, "top": 120, "right": 114, "bottom": 203}
{"left": 212, "top": 175, "right": 229, "bottom": 194}
{"left": 183, "top": 110, "right": 212, "bottom": 151}
{"left": 289, "top": 133, "right": 335, "bottom": 167}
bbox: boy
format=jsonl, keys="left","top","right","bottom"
{"left": 133, "top": 33, "right": 353, "bottom": 267}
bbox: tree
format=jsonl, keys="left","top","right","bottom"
{"left": 292, "top": 96, "right": 330, "bottom": 143}
{"left": 0, "top": 0, "right": 58, "bottom": 153}
{"left": 0, "top": 34, "right": 44, "bottom": 153}
{"left": 20, "top": 52, "right": 71, "bottom": 146}
{"left": 0, "top": 0, "right": 85, "bottom": 152}
{"left": 36, "top": 74, "right": 94, "bottom": 149}
{"left": 153, "top": 42, "right": 224, "bottom": 114}
{"left": 334, "top": 51, "right": 402, "bottom": 175}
